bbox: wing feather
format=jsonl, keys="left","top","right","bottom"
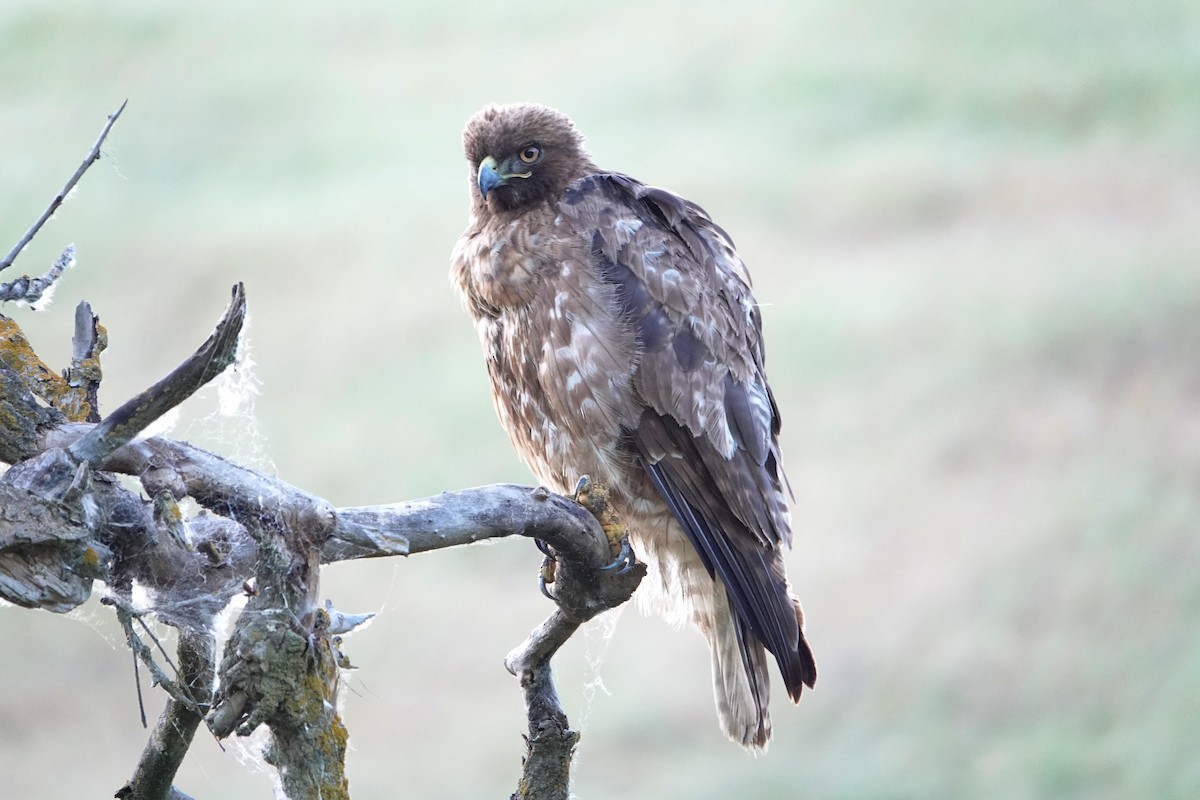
{"left": 562, "top": 173, "right": 816, "bottom": 697}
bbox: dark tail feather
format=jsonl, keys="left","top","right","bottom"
{"left": 778, "top": 594, "right": 817, "bottom": 701}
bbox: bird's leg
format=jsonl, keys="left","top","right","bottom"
{"left": 572, "top": 476, "right": 638, "bottom": 574}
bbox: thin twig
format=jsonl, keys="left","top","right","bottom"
{"left": 0, "top": 101, "right": 127, "bottom": 274}
{"left": 117, "top": 629, "right": 216, "bottom": 800}
{"left": 127, "top": 615, "right": 148, "bottom": 729}
{"left": 107, "top": 598, "right": 209, "bottom": 717}
{"left": 135, "top": 614, "right": 185, "bottom": 686}
{"left": 0, "top": 244, "right": 76, "bottom": 306}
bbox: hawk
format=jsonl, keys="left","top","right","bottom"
{"left": 451, "top": 103, "right": 816, "bottom": 749}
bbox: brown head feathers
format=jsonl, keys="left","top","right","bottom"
{"left": 462, "top": 103, "right": 598, "bottom": 212}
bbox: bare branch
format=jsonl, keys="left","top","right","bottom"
{"left": 0, "top": 244, "right": 76, "bottom": 307}
{"left": 0, "top": 479, "right": 108, "bottom": 611}
{"left": 43, "top": 424, "right": 617, "bottom": 573}
{"left": 332, "top": 484, "right": 609, "bottom": 561}
{"left": 2, "top": 286, "right": 246, "bottom": 619}
{"left": 107, "top": 598, "right": 209, "bottom": 716}
{"left": 504, "top": 485, "right": 645, "bottom": 800}
{"left": 0, "top": 101, "right": 127, "bottom": 274}
{"left": 68, "top": 299, "right": 104, "bottom": 421}
{"left": 0, "top": 307, "right": 88, "bottom": 440}
{"left": 68, "top": 283, "right": 245, "bottom": 465}
{"left": 8, "top": 283, "right": 646, "bottom": 800}
{"left": 504, "top": 609, "right": 581, "bottom": 678}
{"left": 205, "top": 514, "right": 349, "bottom": 800}
{"left": 324, "top": 600, "right": 375, "bottom": 635}
{"left": 101, "top": 431, "right": 333, "bottom": 542}
{"left": 512, "top": 661, "right": 578, "bottom": 800}
{"left": 0, "top": 345, "right": 64, "bottom": 463}
{"left": 117, "top": 629, "right": 216, "bottom": 800}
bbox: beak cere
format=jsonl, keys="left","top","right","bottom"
{"left": 477, "top": 156, "right": 504, "bottom": 199}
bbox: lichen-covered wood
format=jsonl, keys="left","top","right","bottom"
{"left": 3, "top": 288, "right": 643, "bottom": 799}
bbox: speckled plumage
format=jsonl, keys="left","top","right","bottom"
{"left": 451, "top": 103, "right": 816, "bottom": 749}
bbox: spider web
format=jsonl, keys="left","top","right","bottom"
{"left": 575, "top": 605, "right": 625, "bottom": 733}
{"left": 143, "top": 312, "right": 273, "bottom": 475}
{"left": 155, "top": 318, "right": 281, "bottom": 776}
{"left": 66, "top": 316, "right": 282, "bottom": 780}
{"left": 566, "top": 606, "right": 626, "bottom": 800}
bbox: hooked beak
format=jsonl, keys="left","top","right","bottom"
{"left": 477, "top": 156, "right": 504, "bottom": 199}
{"left": 477, "top": 155, "right": 532, "bottom": 200}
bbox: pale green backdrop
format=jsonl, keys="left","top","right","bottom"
{"left": 2, "top": 1, "right": 1199, "bottom": 798}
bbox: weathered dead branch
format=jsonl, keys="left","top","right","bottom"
{"left": 116, "top": 629, "right": 216, "bottom": 800}
{"left": 0, "top": 243, "right": 78, "bottom": 306}
{"left": 70, "top": 283, "right": 245, "bottom": 466}
{"left": 5, "top": 287, "right": 645, "bottom": 799}
{"left": 1, "top": 104, "right": 646, "bottom": 800}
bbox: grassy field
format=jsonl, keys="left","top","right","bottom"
{"left": 3, "top": 1, "right": 1199, "bottom": 798}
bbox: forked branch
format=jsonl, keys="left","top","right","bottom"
{"left": 1, "top": 102, "right": 648, "bottom": 799}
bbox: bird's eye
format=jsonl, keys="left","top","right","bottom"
{"left": 519, "top": 145, "right": 542, "bottom": 164}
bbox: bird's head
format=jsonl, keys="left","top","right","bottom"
{"left": 462, "top": 103, "right": 596, "bottom": 213}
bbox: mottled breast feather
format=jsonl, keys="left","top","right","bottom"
{"left": 451, "top": 203, "right": 642, "bottom": 492}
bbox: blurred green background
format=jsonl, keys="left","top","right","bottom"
{"left": 3, "top": 1, "right": 1199, "bottom": 797}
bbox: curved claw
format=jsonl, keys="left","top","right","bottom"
{"left": 538, "top": 552, "right": 558, "bottom": 600}
{"left": 599, "top": 536, "right": 636, "bottom": 575}
{"left": 534, "top": 538, "right": 554, "bottom": 557}
{"left": 572, "top": 474, "right": 592, "bottom": 501}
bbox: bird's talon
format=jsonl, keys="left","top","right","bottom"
{"left": 599, "top": 536, "right": 635, "bottom": 573}
{"left": 534, "top": 538, "right": 554, "bottom": 557}
{"left": 572, "top": 474, "right": 592, "bottom": 502}
{"left": 538, "top": 553, "right": 558, "bottom": 600}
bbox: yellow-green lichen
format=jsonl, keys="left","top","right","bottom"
{"left": 0, "top": 316, "right": 96, "bottom": 422}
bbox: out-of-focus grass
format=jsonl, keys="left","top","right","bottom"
{"left": 2, "top": 1, "right": 1199, "bottom": 798}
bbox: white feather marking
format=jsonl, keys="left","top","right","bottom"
{"left": 614, "top": 218, "right": 643, "bottom": 239}
{"left": 571, "top": 332, "right": 594, "bottom": 351}
{"left": 512, "top": 259, "right": 538, "bottom": 284}
{"left": 747, "top": 380, "right": 772, "bottom": 432}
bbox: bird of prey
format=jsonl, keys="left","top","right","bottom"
{"left": 451, "top": 103, "right": 816, "bottom": 749}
